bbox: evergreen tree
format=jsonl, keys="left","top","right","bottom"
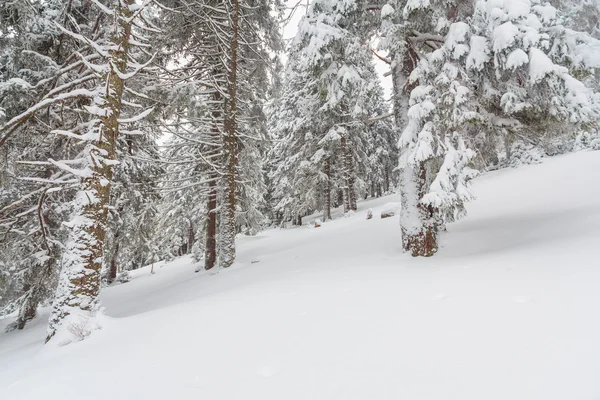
{"left": 381, "top": 0, "right": 600, "bottom": 256}
{"left": 270, "top": 0, "right": 394, "bottom": 223}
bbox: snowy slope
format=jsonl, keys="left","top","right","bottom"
{"left": 1, "top": 151, "right": 600, "bottom": 400}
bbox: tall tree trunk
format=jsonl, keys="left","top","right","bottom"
{"left": 384, "top": 169, "right": 390, "bottom": 193}
{"left": 348, "top": 168, "right": 357, "bottom": 211}
{"left": 108, "top": 232, "right": 119, "bottom": 284}
{"left": 341, "top": 137, "right": 351, "bottom": 213}
{"left": 204, "top": 177, "right": 217, "bottom": 270}
{"left": 324, "top": 157, "right": 332, "bottom": 220}
{"left": 46, "top": 0, "right": 133, "bottom": 343}
{"left": 187, "top": 220, "right": 195, "bottom": 254}
{"left": 219, "top": 0, "right": 240, "bottom": 269}
{"left": 392, "top": 40, "right": 438, "bottom": 257}
{"left": 204, "top": 91, "right": 221, "bottom": 271}
{"left": 340, "top": 136, "right": 357, "bottom": 212}
{"left": 204, "top": 90, "right": 222, "bottom": 270}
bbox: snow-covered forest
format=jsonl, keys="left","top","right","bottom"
{"left": 1, "top": 0, "right": 600, "bottom": 398}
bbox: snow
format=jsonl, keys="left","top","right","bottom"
{"left": 506, "top": 48, "right": 529, "bottom": 69}
{"left": 492, "top": 21, "right": 519, "bottom": 52}
{"left": 466, "top": 35, "right": 490, "bottom": 71}
{"left": 528, "top": 47, "right": 566, "bottom": 83}
{"left": 445, "top": 22, "right": 471, "bottom": 59}
{"left": 2, "top": 151, "right": 600, "bottom": 399}
{"left": 380, "top": 4, "right": 394, "bottom": 18}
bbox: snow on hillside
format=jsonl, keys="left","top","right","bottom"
{"left": 1, "top": 151, "right": 600, "bottom": 400}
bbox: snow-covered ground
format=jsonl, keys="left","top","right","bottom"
{"left": 1, "top": 151, "right": 600, "bottom": 400}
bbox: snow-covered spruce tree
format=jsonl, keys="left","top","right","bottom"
{"left": 271, "top": 0, "right": 392, "bottom": 222}
{"left": 379, "top": 0, "right": 473, "bottom": 256}
{"left": 104, "top": 129, "right": 164, "bottom": 284}
{"left": 156, "top": 0, "right": 231, "bottom": 269}
{"left": 397, "top": 21, "right": 480, "bottom": 255}
{"left": 158, "top": 0, "right": 281, "bottom": 269}
{"left": 0, "top": 0, "right": 158, "bottom": 344}
{"left": 44, "top": 0, "right": 157, "bottom": 343}
{"left": 468, "top": 0, "right": 600, "bottom": 164}
{"left": 219, "top": 0, "right": 282, "bottom": 267}
{"left": 365, "top": 87, "right": 397, "bottom": 198}
{"left": 0, "top": 0, "right": 97, "bottom": 328}
{"left": 268, "top": 49, "right": 324, "bottom": 224}
{"left": 229, "top": 0, "right": 281, "bottom": 237}
{"left": 381, "top": 0, "right": 600, "bottom": 256}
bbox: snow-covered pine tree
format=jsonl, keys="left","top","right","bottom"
{"left": 0, "top": 0, "right": 97, "bottom": 328}
{"left": 44, "top": 0, "right": 158, "bottom": 343}
{"left": 157, "top": 0, "right": 281, "bottom": 269}
{"left": 271, "top": 0, "right": 393, "bottom": 223}
{"left": 268, "top": 48, "right": 324, "bottom": 224}
{"left": 0, "top": 0, "right": 159, "bottom": 343}
{"left": 365, "top": 85, "right": 397, "bottom": 198}
{"left": 381, "top": 0, "right": 600, "bottom": 256}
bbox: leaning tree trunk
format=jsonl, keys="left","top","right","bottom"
{"left": 219, "top": 0, "right": 240, "bottom": 269}
{"left": 393, "top": 41, "right": 438, "bottom": 257}
{"left": 46, "top": 0, "right": 133, "bottom": 343}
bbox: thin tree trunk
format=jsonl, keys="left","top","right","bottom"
{"left": 205, "top": 173, "right": 218, "bottom": 270}
{"left": 341, "top": 137, "right": 351, "bottom": 213}
{"left": 108, "top": 233, "right": 119, "bottom": 284}
{"left": 187, "top": 220, "right": 195, "bottom": 254}
{"left": 204, "top": 91, "right": 221, "bottom": 271}
{"left": 340, "top": 136, "right": 357, "bottom": 212}
{"left": 324, "top": 158, "right": 332, "bottom": 220}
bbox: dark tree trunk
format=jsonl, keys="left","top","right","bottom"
{"left": 220, "top": 0, "right": 240, "bottom": 269}
{"left": 341, "top": 137, "right": 357, "bottom": 211}
{"left": 341, "top": 137, "right": 351, "bottom": 212}
{"left": 108, "top": 236, "right": 119, "bottom": 284}
{"left": 204, "top": 90, "right": 221, "bottom": 271}
{"left": 187, "top": 220, "right": 195, "bottom": 254}
{"left": 205, "top": 177, "right": 217, "bottom": 270}
{"left": 324, "top": 158, "right": 332, "bottom": 220}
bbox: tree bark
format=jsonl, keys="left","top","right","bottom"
{"left": 324, "top": 157, "right": 332, "bottom": 220}
{"left": 393, "top": 39, "right": 438, "bottom": 257}
{"left": 219, "top": 0, "right": 240, "bottom": 269}
{"left": 186, "top": 220, "right": 195, "bottom": 255}
{"left": 204, "top": 91, "right": 221, "bottom": 271}
{"left": 46, "top": 0, "right": 133, "bottom": 343}
{"left": 108, "top": 232, "right": 119, "bottom": 284}
{"left": 340, "top": 137, "right": 357, "bottom": 212}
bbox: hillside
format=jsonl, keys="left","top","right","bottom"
{"left": 1, "top": 151, "right": 600, "bottom": 400}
